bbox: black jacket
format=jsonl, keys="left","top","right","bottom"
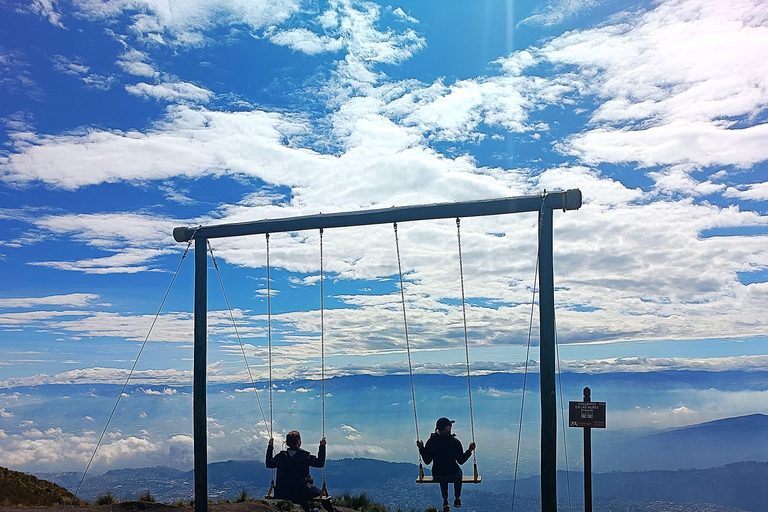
{"left": 419, "top": 432, "right": 472, "bottom": 476}
{"left": 266, "top": 445, "right": 325, "bottom": 499}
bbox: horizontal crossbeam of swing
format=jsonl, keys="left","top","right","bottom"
{"left": 173, "top": 190, "right": 582, "bottom": 242}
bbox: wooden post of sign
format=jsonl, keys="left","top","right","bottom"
{"left": 583, "top": 387, "right": 593, "bottom": 512}
{"left": 569, "top": 388, "right": 605, "bottom": 512}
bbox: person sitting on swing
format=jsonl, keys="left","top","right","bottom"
{"left": 417, "top": 417, "right": 476, "bottom": 512}
{"left": 266, "top": 430, "right": 336, "bottom": 512}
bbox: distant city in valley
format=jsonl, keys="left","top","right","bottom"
{"left": 33, "top": 413, "right": 768, "bottom": 512}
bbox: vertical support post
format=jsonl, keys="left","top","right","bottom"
{"left": 583, "top": 387, "right": 593, "bottom": 512}
{"left": 194, "top": 237, "right": 208, "bottom": 512}
{"left": 538, "top": 207, "right": 557, "bottom": 512}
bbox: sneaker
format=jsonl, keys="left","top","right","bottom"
{"left": 442, "top": 505, "right": 450, "bottom": 512}
{"left": 454, "top": 497, "right": 462, "bottom": 508}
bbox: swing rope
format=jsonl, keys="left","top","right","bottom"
{"left": 266, "top": 233, "right": 274, "bottom": 436}
{"left": 320, "top": 228, "right": 329, "bottom": 498}
{"left": 555, "top": 314, "right": 573, "bottom": 512}
{"left": 207, "top": 241, "right": 269, "bottom": 438}
{"left": 510, "top": 251, "right": 538, "bottom": 512}
{"left": 266, "top": 233, "right": 276, "bottom": 498}
{"left": 456, "top": 218, "right": 478, "bottom": 476}
{"left": 394, "top": 223, "right": 422, "bottom": 471}
{"left": 70, "top": 233, "right": 197, "bottom": 506}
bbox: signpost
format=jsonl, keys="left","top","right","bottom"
{"left": 569, "top": 387, "right": 605, "bottom": 512}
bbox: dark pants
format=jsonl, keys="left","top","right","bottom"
{"left": 433, "top": 470, "right": 463, "bottom": 499}
{"left": 294, "top": 485, "right": 334, "bottom": 512}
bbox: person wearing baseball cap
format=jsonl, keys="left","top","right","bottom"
{"left": 416, "top": 417, "right": 476, "bottom": 512}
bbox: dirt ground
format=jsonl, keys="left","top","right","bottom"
{"left": 0, "top": 501, "right": 349, "bottom": 512}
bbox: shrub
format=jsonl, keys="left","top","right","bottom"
{"left": 235, "top": 489, "right": 250, "bottom": 502}
{"left": 137, "top": 491, "right": 155, "bottom": 503}
{"left": 94, "top": 493, "right": 118, "bottom": 505}
{"left": 331, "top": 492, "right": 391, "bottom": 512}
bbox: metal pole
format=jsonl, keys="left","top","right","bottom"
{"left": 174, "top": 190, "right": 582, "bottom": 242}
{"left": 194, "top": 237, "right": 208, "bottom": 512}
{"left": 583, "top": 387, "right": 593, "bottom": 512}
{"left": 539, "top": 207, "right": 557, "bottom": 512}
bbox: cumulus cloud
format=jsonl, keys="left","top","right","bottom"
{"left": 64, "top": 0, "right": 301, "bottom": 47}
{"left": 143, "top": 387, "right": 178, "bottom": 395}
{"left": 341, "top": 424, "right": 361, "bottom": 440}
{"left": 725, "top": 180, "right": 768, "bottom": 201}
{"left": 535, "top": 0, "right": 768, "bottom": 173}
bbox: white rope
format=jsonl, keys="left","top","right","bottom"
{"left": 394, "top": 223, "right": 422, "bottom": 465}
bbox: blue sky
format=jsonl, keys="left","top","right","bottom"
{"left": 1, "top": 0, "right": 768, "bottom": 475}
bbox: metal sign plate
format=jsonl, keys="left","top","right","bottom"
{"left": 568, "top": 401, "right": 606, "bottom": 428}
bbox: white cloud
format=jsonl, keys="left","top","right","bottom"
{"left": 0, "top": 367, "right": 192, "bottom": 388}
{"left": 269, "top": 28, "right": 343, "bottom": 55}
{"left": 725, "top": 180, "right": 768, "bottom": 201}
{"left": 391, "top": 7, "right": 418, "bottom": 24}
{"left": 29, "top": 0, "right": 64, "bottom": 27}
{"left": 117, "top": 50, "right": 159, "bottom": 78}
{"left": 519, "top": 0, "right": 604, "bottom": 27}
{"left": 51, "top": 55, "right": 116, "bottom": 90}
{"left": 51, "top": 55, "right": 89, "bottom": 76}
{"left": 29, "top": 248, "right": 172, "bottom": 274}
{"left": 533, "top": 0, "right": 768, "bottom": 172}
{"left": 143, "top": 387, "right": 178, "bottom": 395}
{"left": 125, "top": 82, "right": 213, "bottom": 103}
{"left": 0, "top": 293, "right": 100, "bottom": 309}
{"left": 69, "top": 0, "right": 301, "bottom": 46}
{"left": 0, "top": 107, "right": 303, "bottom": 190}
{"left": 0, "top": 50, "right": 43, "bottom": 100}
{"left": 562, "top": 121, "right": 768, "bottom": 168}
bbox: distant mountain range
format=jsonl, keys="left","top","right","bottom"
{"left": 35, "top": 413, "right": 768, "bottom": 512}
{"left": 593, "top": 413, "right": 768, "bottom": 471}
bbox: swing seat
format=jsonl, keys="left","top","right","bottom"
{"left": 264, "top": 495, "right": 334, "bottom": 501}
{"left": 416, "top": 463, "right": 482, "bottom": 484}
{"left": 416, "top": 475, "right": 482, "bottom": 484}
{"left": 264, "top": 484, "right": 332, "bottom": 501}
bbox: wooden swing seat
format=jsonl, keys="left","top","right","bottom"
{"left": 416, "top": 475, "right": 482, "bottom": 484}
{"left": 265, "top": 482, "right": 332, "bottom": 501}
{"left": 264, "top": 495, "right": 334, "bottom": 501}
{"left": 416, "top": 463, "right": 482, "bottom": 484}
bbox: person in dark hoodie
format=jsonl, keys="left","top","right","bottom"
{"left": 417, "top": 417, "right": 476, "bottom": 512}
{"left": 266, "top": 430, "right": 335, "bottom": 512}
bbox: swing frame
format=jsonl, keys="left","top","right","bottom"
{"left": 174, "top": 190, "right": 582, "bottom": 512}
